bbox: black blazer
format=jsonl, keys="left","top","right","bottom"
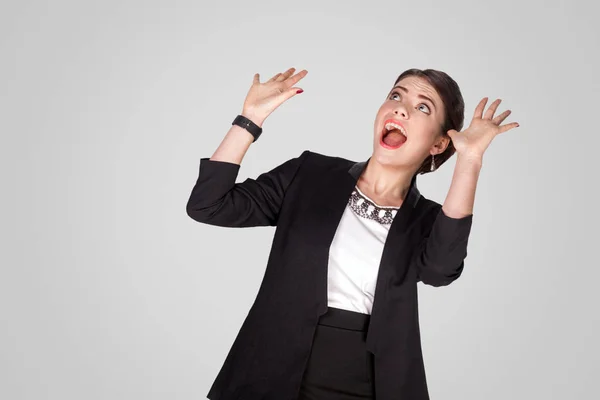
{"left": 186, "top": 150, "right": 473, "bottom": 400}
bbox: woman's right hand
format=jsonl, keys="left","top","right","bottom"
{"left": 241, "top": 67, "right": 308, "bottom": 127}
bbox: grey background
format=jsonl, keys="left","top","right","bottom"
{"left": 1, "top": 0, "right": 598, "bottom": 399}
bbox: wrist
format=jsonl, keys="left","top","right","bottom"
{"left": 455, "top": 153, "right": 483, "bottom": 173}
{"left": 233, "top": 113, "right": 263, "bottom": 143}
{"left": 456, "top": 152, "right": 483, "bottom": 165}
{"left": 240, "top": 111, "right": 265, "bottom": 127}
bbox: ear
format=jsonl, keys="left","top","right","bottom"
{"left": 431, "top": 135, "right": 450, "bottom": 156}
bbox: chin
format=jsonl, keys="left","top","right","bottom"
{"left": 372, "top": 138, "right": 420, "bottom": 169}
{"left": 371, "top": 145, "right": 401, "bottom": 165}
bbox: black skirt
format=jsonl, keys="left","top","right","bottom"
{"left": 297, "top": 306, "right": 376, "bottom": 399}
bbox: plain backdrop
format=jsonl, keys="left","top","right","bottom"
{"left": 1, "top": 0, "right": 598, "bottom": 399}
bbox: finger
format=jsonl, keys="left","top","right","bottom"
{"left": 275, "top": 67, "right": 296, "bottom": 82}
{"left": 498, "top": 122, "right": 520, "bottom": 134}
{"left": 253, "top": 73, "right": 261, "bottom": 84}
{"left": 473, "top": 97, "right": 488, "bottom": 120}
{"left": 267, "top": 73, "right": 281, "bottom": 83}
{"left": 268, "top": 68, "right": 294, "bottom": 83}
{"left": 492, "top": 109, "right": 511, "bottom": 125}
{"left": 280, "top": 86, "right": 304, "bottom": 101}
{"left": 283, "top": 69, "right": 308, "bottom": 88}
{"left": 484, "top": 98, "right": 502, "bottom": 120}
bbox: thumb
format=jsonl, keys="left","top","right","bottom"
{"left": 253, "top": 73, "right": 260, "bottom": 84}
{"left": 281, "top": 87, "right": 304, "bottom": 101}
{"left": 447, "top": 129, "right": 458, "bottom": 138}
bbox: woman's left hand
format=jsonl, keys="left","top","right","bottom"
{"left": 447, "top": 97, "right": 520, "bottom": 161}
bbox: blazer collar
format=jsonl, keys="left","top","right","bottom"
{"left": 348, "top": 157, "right": 421, "bottom": 208}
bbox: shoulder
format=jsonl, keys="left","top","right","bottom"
{"left": 418, "top": 194, "right": 442, "bottom": 211}
{"left": 299, "top": 149, "right": 357, "bottom": 170}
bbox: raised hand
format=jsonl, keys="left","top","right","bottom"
{"left": 447, "top": 97, "right": 520, "bottom": 160}
{"left": 241, "top": 67, "right": 308, "bottom": 127}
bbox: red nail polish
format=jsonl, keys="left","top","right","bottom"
{"left": 296, "top": 89, "right": 303, "bottom": 94}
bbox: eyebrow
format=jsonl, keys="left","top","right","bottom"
{"left": 391, "top": 85, "right": 437, "bottom": 112}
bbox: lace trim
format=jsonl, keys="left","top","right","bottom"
{"left": 348, "top": 185, "right": 398, "bottom": 225}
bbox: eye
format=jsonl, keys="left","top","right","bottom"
{"left": 389, "top": 91, "right": 431, "bottom": 115}
{"left": 418, "top": 104, "right": 431, "bottom": 114}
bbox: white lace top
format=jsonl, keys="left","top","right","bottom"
{"left": 326, "top": 185, "right": 399, "bottom": 315}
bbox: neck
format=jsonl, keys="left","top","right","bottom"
{"left": 359, "top": 158, "right": 416, "bottom": 202}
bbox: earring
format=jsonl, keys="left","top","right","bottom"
{"left": 430, "top": 154, "right": 436, "bottom": 171}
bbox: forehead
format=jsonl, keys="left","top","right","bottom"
{"left": 391, "top": 76, "right": 442, "bottom": 104}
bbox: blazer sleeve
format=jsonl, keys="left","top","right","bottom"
{"left": 186, "top": 150, "right": 310, "bottom": 227}
{"left": 411, "top": 207, "right": 473, "bottom": 287}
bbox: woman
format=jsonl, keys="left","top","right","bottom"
{"left": 187, "top": 67, "right": 519, "bottom": 400}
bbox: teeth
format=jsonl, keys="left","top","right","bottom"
{"left": 384, "top": 122, "right": 407, "bottom": 136}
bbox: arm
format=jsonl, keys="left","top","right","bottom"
{"left": 186, "top": 148, "right": 310, "bottom": 228}
{"left": 186, "top": 67, "right": 310, "bottom": 227}
{"left": 414, "top": 94, "right": 519, "bottom": 286}
{"left": 441, "top": 154, "right": 481, "bottom": 218}
{"left": 412, "top": 155, "right": 480, "bottom": 286}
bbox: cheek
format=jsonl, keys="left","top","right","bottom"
{"left": 415, "top": 124, "right": 440, "bottom": 142}
{"left": 407, "top": 132, "right": 438, "bottom": 155}
{"left": 409, "top": 138, "right": 431, "bottom": 154}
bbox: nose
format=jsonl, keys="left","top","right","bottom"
{"left": 393, "top": 102, "right": 410, "bottom": 119}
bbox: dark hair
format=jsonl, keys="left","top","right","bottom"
{"left": 393, "top": 69, "right": 465, "bottom": 175}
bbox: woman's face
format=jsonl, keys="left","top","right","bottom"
{"left": 372, "top": 76, "right": 449, "bottom": 171}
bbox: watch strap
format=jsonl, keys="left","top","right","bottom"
{"left": 232, "top": 114, "right": 262, "bottom": 142}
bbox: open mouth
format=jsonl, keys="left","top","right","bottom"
{"left": 380, "top": 124, "right": 407, "bottom": 149}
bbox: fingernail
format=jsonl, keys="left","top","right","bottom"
{"left": 296, "top": 89, "right": 304, "bottom": 94}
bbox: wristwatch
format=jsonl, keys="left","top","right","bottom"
{"left": 232, "top": 114, "right": 262, "bottom": 142}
